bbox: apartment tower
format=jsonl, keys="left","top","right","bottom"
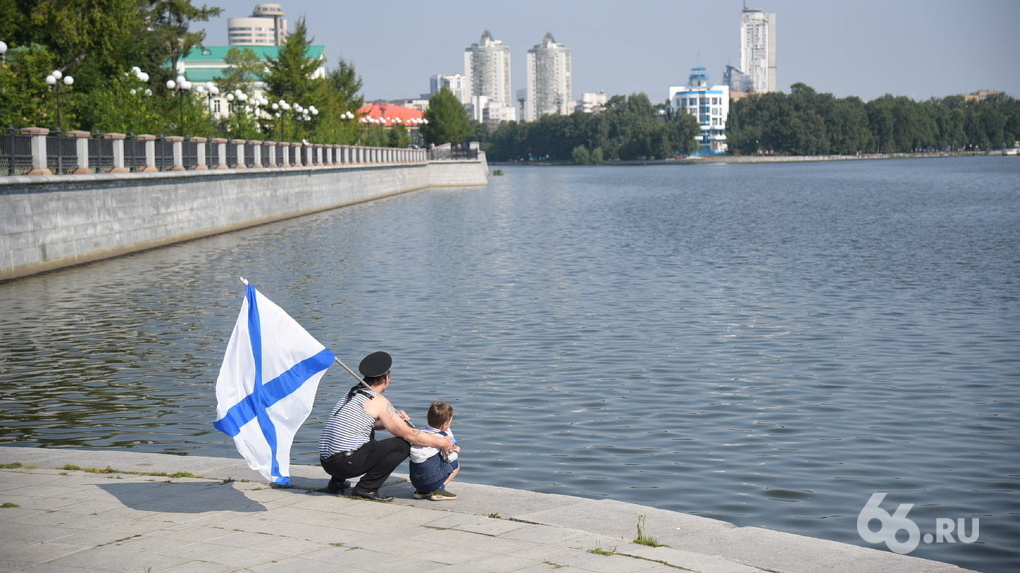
{"left": 739, "top": 5, "right": 777, "bottom": 93}
{"left": 464, "top": 31, "right": 515, "bottom": 123}
{"left": 525, "top": 33, "right": 572, "bottom": 122}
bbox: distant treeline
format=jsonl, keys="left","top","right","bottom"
{"left": 482, "top": 93, "right": 702, "bottom": 163}
{"left": 480, "top": 84, "right": 1019, "bottom": 162}
{"left": 727, "top": 83, "right": 1019, "bottom": 155}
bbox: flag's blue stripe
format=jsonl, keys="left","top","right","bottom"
{"left": 213, "top": 348, "right": 336, "bottom": 436}
{"left": 247, "top": 284, "right": 263, "bottom": 390}
{"left": 213, "top": 284, "right": 335, "bottom": 485}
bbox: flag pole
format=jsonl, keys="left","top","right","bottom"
{"left": 238, "top": 277, "right": 374, "bottom": 392}
{"left": 334, "top": 356, "right": 375, "bottom": 391}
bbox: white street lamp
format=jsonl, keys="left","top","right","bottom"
{"left": 167, "top": 75, "right": 192, "bottom": 135}
{"left": 45, "top": 70, "right": 74, "bottom": 131}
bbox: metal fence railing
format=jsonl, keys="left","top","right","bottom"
{"left": 44, "top": 131, "right": 80, "bottom": 174}
{"left": 1, "top": 126, "right": 31, "bottom": 175}
{"left": 0, "top": 128, "right": 476, "bottom": 176}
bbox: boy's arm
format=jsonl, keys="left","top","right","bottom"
{"left": 367, "top": 397, "right": 454, "bottom": 453}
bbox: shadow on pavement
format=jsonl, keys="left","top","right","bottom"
{"left": 96, "top": 480, "right": 267, "bottom": 513}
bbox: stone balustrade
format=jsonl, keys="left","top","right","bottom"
{"left": 0, "top": 127, "right": 432, "bottom": 176}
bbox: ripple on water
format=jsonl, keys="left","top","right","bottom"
{"left": 1, "top": 159, "right": 1019, "bottom": 573}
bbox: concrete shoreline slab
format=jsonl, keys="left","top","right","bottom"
{"left": 0, "top": 446, "right": 972, "bottom": 572}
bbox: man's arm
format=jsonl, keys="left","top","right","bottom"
{"left": 366, "top": 397, "right": 454, "bottom": 453}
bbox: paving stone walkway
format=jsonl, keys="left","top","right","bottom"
{"left": 0, "top": 447, "right": 970, "bottom": 572}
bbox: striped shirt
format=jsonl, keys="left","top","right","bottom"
{"left": 318, "top": 389, "right": 379, "bottom": 458}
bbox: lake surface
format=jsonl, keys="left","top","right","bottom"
{"left": 1, "top": 157, "right": 1017, "bottom": 571}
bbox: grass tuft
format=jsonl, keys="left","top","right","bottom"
{"left": 588, "top": 543, "right": 615, "bottom": 556}
{"left": 634, "top": 512, "right": 667, "bottom": 547}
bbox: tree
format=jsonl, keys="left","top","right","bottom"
{"left": 661, "top": 102, "right": 702, "bottom": 156}
{"left": 423, "top": 87, "right": 471, "bottom": 145}
{"left": 387, "top": 123, "right": 411, "bottom": 148}
{"left": 0, "top": 0, "right": 220, "bottom": 131}
{"left": 311, "top": 57, "right": 363, "bottom": 144}
{"left": 147, "top": 0, "right": 223, "bottom": 82}
{"left": 263, "top": 17, "right": 319, "bottom": 105}
{"left": 0, "top": 44, "right": 61, "bottom": 128}
{"left": 217, "top": 48, "right": 264, "bottom": 97}
{"left": 262, "top": 17, "right": 323, "bottom": 141}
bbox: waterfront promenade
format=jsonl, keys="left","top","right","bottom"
{"left": 0, "top": 447, "right": 970, "bottom": 572}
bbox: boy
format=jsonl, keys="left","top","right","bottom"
{"left": 409, "top": 402, "right": 461, "bottom": 500}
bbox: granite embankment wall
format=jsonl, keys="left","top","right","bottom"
{"left": 0, "top": 156, "right": 488, "bottom": 281}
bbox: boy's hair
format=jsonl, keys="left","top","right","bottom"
{"left": 427, "top": 402, "right": 454, "bottom": 428}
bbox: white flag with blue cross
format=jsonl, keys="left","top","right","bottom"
{"left": 214, "top": 283, "right": 335, "bottom": 485}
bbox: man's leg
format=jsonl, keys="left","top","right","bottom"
{"left": 352, "top": 437, "right": 410, "bottom": 495}
{"left": 320, "top": 455, "right": 355, "bottom": 494}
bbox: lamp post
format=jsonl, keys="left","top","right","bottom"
{"left": 0, "top": 41, "right": 8, "bottom": 64}
{"left": 195, "top": 82, "right": 219, "bottom": 119}
{"left": 166, "top": 75, "right": 192, "bottom": 135}
{"left": 251, "top": 94, "right": 268, "bottom": 134}
{"left": 45, "top": 70, "right": 74, "bottom": 132}
{"left": 225, "top": 90, "right": 249, "bottom": 138}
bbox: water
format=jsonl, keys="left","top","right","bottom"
{"left": 1, "top": 157, "right": 1018, "bottom": 571}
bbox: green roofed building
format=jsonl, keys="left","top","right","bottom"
{"left": 175, "top": 45, "right": 326, "bottom": 118}
{"left": 178, "top": 45, "right": 326, "bottom": 84}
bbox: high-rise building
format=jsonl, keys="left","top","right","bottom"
{"left": 464, "top": 31, "right": 515, "bottom": 124}
{"left": 228, "top": 3, "right": 287, "bottom": 46}
{"left": 428, "top": 73, "right": 468, "bottom": 103}
{"left": 525, "top": 33, "right": 572, "bottom": 122}
{"left": 669, "top": 68, "right": 730, "bottom": 154}
{"left": 739, "top": 5, "right": 776, "bottom": 93}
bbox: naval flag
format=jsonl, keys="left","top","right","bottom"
{"left": 214, "top": 283, "right": 335, "bottom": 485}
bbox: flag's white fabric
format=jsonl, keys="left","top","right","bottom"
{"left": 214, "top": 284, "right": 334, "bottom": 485}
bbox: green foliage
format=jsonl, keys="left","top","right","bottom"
{"left": 387, "top": 123, "right": 411, "bottom": 148}
{"left": 728, "top": 85, "right": 1020, "bottom": 154}
{"left": 0, "top": 44, "right": 61, "bottom": 128}
{"left": 361, "top": 124, "right": 387, "bottom": 147}
{"left": 0, "top": 0, "right": 219, "bottom": 133}
{"left": 217, "top": 48, "right": 264, "bottom": 98}
{"left": 571, "top": 145, "right": 590, "bottom": 165}
{"left": 484, "top": 93, "right": 698, "bottom": 162}
{"left": 148, "top": 0, "right": 223, "bottom": 77}
{"left": 84, "top": 68, "right": 172, "bottom": 135}
{"left": 263, "top": 17, "right": 319, "bottom": 108}
{"left": 571, "top": 145, "right": 603, "bottom": 165}
{"left": 423, "top": 87, "right": 472, "bottom": 145}
{"left": 310, "top": 58, "right": 363, "bottom": 144}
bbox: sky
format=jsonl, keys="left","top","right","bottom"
{"left": 198, "top": 0, "right": 1019, "bottom": 103}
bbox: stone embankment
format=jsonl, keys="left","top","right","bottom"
{"left": 0, "top": 156, "right": 489, "bottom": 281}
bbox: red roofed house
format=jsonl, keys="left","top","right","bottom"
{"left": 357, "top": 102, "right": 426, "bottom": 128}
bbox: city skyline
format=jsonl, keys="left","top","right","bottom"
{"left": 199, "top": 0, "right": 1018, "bottom": 104}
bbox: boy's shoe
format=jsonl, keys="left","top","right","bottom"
{"left": 412, "top": 490, "right": 430, "bottom": 499}
{"left": 430, "top": 490, "right": 457, "bottom": 501}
